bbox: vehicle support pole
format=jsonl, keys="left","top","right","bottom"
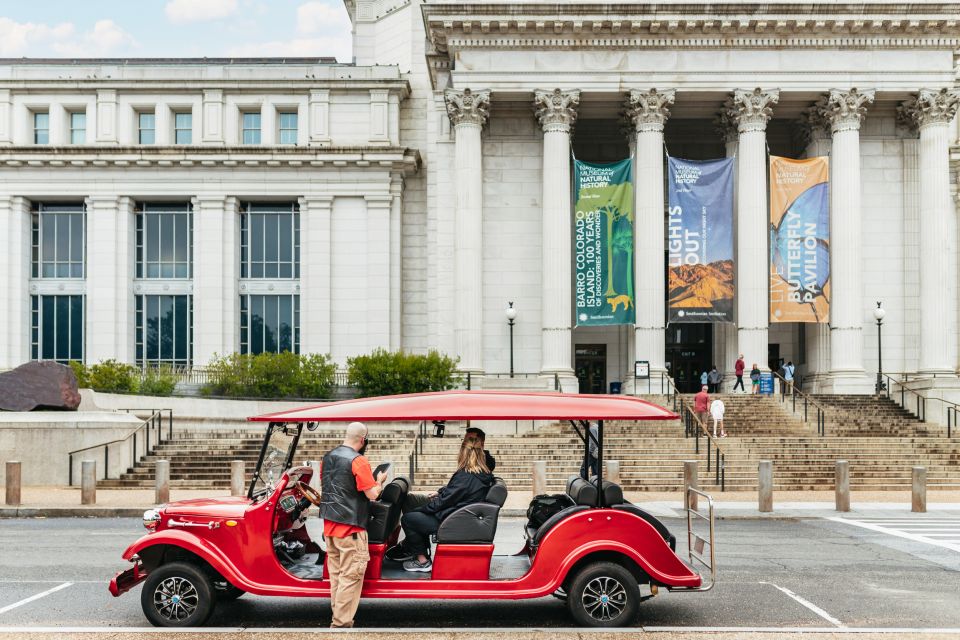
{"left": 835, "top": 460, "right": 850, "bottom": 512}
{"left": 912, "top": 466, "right": 926, "bottom": 513}
{"left": 683, "top": 461, "right": 698, "bottom": 511}
{"left": 155, "top": 460, "right": 170, "bottom": 505}
{"left": 81, "top": 460, "right": 96, "bottom": 505}
{"left": 596, "top": 420, "right": 604, "bottom": 507}
{"left": 5, "top": 461, "right": 21, "bottom": 506}
{"left": 231, "top": 460, "right": 245, "bottom": 497}
{"left": 758, "top": 460, "right": 773, "bottom": 513}
{"left": 532, "top": 461, "right": 547, "bottom": 496}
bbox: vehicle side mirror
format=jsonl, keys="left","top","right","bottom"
{"left": 306, "top": 422, "right": 319, "bottom": 432}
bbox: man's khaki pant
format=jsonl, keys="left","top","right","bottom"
{"left": 325, "top": 531, "right": 370, "bottom": 628}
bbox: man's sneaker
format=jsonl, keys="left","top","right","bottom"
{"left": 385, "top": 545, "right": 414, "bottom": 562}
{"left": 403, "top": 557, "right": 432, "bottom": 573}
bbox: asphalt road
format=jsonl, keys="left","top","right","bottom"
{"left": 1, "top": 515, "right": 959, "bottom": 631}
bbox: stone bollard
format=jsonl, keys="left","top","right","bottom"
{"left": 5, "top": 461, "right": 21, "bottom": 506}
{"left": 683, "top": 460, "right": 699, "bottom": 511}
{"left": 835, "top": 460, "right": 850, "bottom": 512}
{"left": 231, "top": 460, "right": 245, "bottom": 498}
{"left": 912, "top": 466, "right": 926, "bottom": 513}
{"left": 81, "top": 460, "right": 96, "bottom": 505}
{"left": 605, "top": 460, "right": 620, "bottom": 485}
{"left": 155, "top": 460, "right": 170, "bottom": 505}
{"left": 531, "top": 461, "right": 547, "bottom": 496}
{"left": 758, "top": 460, "right": 773, "bottom": 513}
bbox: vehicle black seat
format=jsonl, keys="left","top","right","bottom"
{"left": 435, "top": 478, "right": 507, "bottom": 544}
{"left": 367, "top": 476, "right": 410, "bottom": 544}
{"left": 570, "top": 476, "right": 676, "bottom": 550}
{"left": 527, "top": 477, "right": 597, "bottom": 547}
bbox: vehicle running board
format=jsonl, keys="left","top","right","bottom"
{"left": 668, "top": 487, "right": 716, "bottom": 593}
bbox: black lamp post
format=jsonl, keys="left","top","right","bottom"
{"left": 505, "top": 302, "right": 517, "bottom": 378}
{"left": 873, "top": 301, "right": 886, "bottom": 394}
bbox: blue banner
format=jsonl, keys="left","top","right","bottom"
{"left": 667, "top": 157, "right": 735, "bottom": 323}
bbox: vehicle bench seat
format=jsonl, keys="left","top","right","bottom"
{"left": 367, "top": 477, "right": 410, "bottom": 544}
{"left": 435, "top": 478, "right": 508, "bottom": 544}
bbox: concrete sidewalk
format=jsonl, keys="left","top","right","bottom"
{"left": 2, "top": 486, "right": 960, "bottom": 518}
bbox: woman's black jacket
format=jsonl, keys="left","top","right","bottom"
{"left": 420, "top": 470, "right": 495, "bottom": 521}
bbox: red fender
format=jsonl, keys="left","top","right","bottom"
{"left": 122, "top": 530, "right": 255, "bottom": 592}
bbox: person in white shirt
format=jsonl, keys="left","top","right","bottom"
{"left": 709, "top": 398, "right": 727, "bottom": 438}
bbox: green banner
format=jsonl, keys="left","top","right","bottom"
{"left": 574, "top": 158, "right": 635, "bottom": 326}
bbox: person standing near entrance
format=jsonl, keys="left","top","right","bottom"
{"left": 733, "top": 354, "right": 745, "bottom": 393}
{"left": 319, "top": 421, "right": 387, "bottom": 628}
{"left": 784, "top": 361, "right": 795, "bottom": 394}
{"left": 708, "top": 366, "right": 722, "bottom": 393}
{"left": 750, "top": 363, "right": 761, "bottom": 394}
{"left": 699, "top": 369, "right": 708, "bottom": 390}
{"left": 693, "top": 385, "right": 710, "bottom": 432}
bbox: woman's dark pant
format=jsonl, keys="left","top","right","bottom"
{"left": 400, "top": 510, "right": 441, "bottom": 556}
{"left": 733, "top": 375, "right": 744, "bottom": 391}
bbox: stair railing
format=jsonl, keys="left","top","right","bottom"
{"left": 67, "top": 409, "right": 170, "bottom": 486}
{"left": 771, "top": 372, "right": 827, "bottom": 436}
{"left": 883, "top": 374, "right": 959, "bottom": 437}
{"left": 672, "top": 388, "right": 726, "bottom": 492}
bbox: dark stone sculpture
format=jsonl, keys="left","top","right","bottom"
{"left": 0, "top": 361, "right": 81, "bottom": 411}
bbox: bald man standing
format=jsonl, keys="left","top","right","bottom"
{"left": 319, "top": 421, "right": 386, "bottom": 628}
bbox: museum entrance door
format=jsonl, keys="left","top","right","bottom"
{"left": 665, "top": 324, "right": 713, "bottom": 393}
{"left": 575, "top": 344, "right": 607, "bottom": 394}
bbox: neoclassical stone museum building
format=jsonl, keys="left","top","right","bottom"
{"left": 1, "top": 1, "right": 959, "bottom": 397}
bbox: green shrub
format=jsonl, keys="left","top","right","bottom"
{"left": 347, "top": 349, "right": 461, "bottom": 397}
{"left": 68, "top": 360, "right": 88, "bottom": 388}
{"left": 86, "top": 359, "right": 139, "bottom": 394}
{"left": 202, "top": 351, "right": 336, "bottom": 399}
{"left": 139, "top": 365, "right": 178, "bottom": 396}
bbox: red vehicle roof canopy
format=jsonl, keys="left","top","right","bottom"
{"left": 249, "top": 390, "right": 678, "bottom": 423}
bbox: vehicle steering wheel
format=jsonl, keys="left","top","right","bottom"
{"left": 296, "top": 481, "right": 322, "bottom": 507}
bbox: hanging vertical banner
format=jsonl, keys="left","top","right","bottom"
{"left": 769, "top": 156, "right": 830, "bottom": 323}
{"left": 667, "top": 157, "right": 735, "bottom": 323}
{"left": 573, "top": 158, "right": 635, "bottom": 326}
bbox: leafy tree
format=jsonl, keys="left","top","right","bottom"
{"left": 202, "top": 351, "right": 335, "bottom": 399}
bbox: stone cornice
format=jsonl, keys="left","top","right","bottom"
{"left": 444, "top": 88, "right": 491, "bottom": 127}
{"left": 898, "top": 87, "right": 960, "bottom": 130}
{"left": 624, "top": 88, "right": 675, "bottom": 133}
{"left": 534, "top": 88, "right": 580, "bottom": 132}
{"left": 820, "top": 88, "right": 876, "bottom": 133}
{"left": 0, "top": 146, "right": 421, "bottom": 173}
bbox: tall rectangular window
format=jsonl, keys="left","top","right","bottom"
{"left": 138, "top": 112, "right": 155, "bottom": 144}
{"left": 136, "top": 203, "right": 192, "bottom": 278}
{"left": 137, "top": 295, "right": 192, "bottom": 366}
{"left": 69, "top": 112, "right": 86, "bottom": 144}
{"left": 32, "top": 203, "right": 85, "bottom": 278}
{"left": 239, "top": 203, "right": 299, "bottom": 278}
{"left": 174, "top": 112, "right": 192, "bottom": 144}
{"left": 241, "top": 111, "right": 261, "bottom": 144}
{"left": 34, "top": 112, "right": 49, "bottom": 144}
{"left": 278, "top": 111, "right": 298, "bottom": 144}
{"left": 240, "top": 294, "right": 299, "bottom": 355}
{"left": 31, "top": 295, "right": 84, "bottom": 363}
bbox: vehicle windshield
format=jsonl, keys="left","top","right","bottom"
{"left": 249, "top": 423, "right": 301, "bottom": 499}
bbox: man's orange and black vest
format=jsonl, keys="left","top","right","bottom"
{"left": 319, "top": 445, "right": 369, "bottom": 528}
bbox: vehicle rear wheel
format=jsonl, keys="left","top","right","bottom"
{"left": 567, "top": 561, "right": 639, "bottom": 627}
{"left": 141, "top": 562, "right": 215, "bottom": 627}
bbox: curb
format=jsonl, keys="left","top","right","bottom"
{"left": 0, "top": 507, "right": 147, "bottom": 518}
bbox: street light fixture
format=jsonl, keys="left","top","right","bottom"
{"left": 873, "top": 301, "right": 886, "bottom": 394}
{"left": 505, "top": 302, "right": 518, "bottom": 378}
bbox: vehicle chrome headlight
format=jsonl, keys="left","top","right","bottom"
{"left": 143, "top": 508, "right": 162, "bottom": 531}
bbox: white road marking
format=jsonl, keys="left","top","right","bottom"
{"left": 0, "top": 582, "right": 72, "bottom": 615}
{"left": 3, "top": 627, "right": 960, "bottom": 635}
{"left": 830, "top": 516, "right": 960, "bottom": 552}
{"left": 760, "top": 581, "right": 845, "bottom": 628}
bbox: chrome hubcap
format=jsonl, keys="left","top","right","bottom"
{"left": 582, "top": 576, "right": 627, "bottom": 622}
{"left": 154, "top": 576, "right": 199, "bottom": 621}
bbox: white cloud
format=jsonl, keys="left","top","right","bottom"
{"left": 165, "top": 0, "right": 239, "bottom": 24}
{"left": 226, "top": 35, "right": 351, "bottom": 63}
{"left": 296, "top": 1, "right": 351, "bottom": 35}
{"left": 0, "top": 17, "right": 136, "bottom": 57}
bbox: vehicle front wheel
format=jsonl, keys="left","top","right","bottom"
{"left": 567, "top": 561, "right": 640, "bottom": 627}
{"left": 141, "top": 562, "right": 215, "bottom": 627}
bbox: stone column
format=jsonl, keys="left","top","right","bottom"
{"left": 85, "top": 196, "right": 135, "bottom": 363}
{"left": 715, "top": 112, "right": 740, "bottom": 386}
{"left": 535, "top": 88, "right": 580, "bottom": 381}
{"left": 626, "top": 89, "right": 675, "bottom": 378}
{"left": 727, "top": 88, "right": 779, "bottom": 373}
{"left": 0, "top": 197, "right": 31, "bottom": 368}
{"left": 820, "top": 89, "right": 875, "bottom": 392}
{"left": 366, "top": 195, "right": 393, "bottom": 352}
{"left": 193, "top": 196, "right": 239, "bottom": 364}
{"left": 444, "top": 88, "right": 490, "bottom": 373}
{"left": 299, "top": 196, "right": 333, "bottom": 356}
{"left": 899, "top": 88, "right": 960, "bottom": 375}
{"left": 389, "top": 174, "right": 403, "bottom": 351}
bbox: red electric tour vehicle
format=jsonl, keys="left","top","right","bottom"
{"left": 109, "top": 391, "right": 716, "bottom": 627}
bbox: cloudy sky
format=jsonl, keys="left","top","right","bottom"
{"left": 0, "top": 0, "right": 354, "bottom": 61}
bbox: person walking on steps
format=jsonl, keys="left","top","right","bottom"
{"left": 784, "top": 361, "right": 795, "bottom": 395}
{"left": 710, "top": 397, "right": 727, "bottom": 437}
{"left": 694, "top": 385, "right": 710, "bottom": 432}
{"left": 733, "top": 354, "right": 745, "bottom": 393}
{"left": 700, "top": 369, "right": 708, "bottom": 390}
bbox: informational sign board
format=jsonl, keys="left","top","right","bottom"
{"left": 759, "top": 371, "right": 774, "bottom": 395}
{"left": 634, "top": 360, "right": 650, "bottom": 379}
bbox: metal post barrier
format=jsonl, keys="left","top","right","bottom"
{"left": 81, "top": 460, "right": 96, "bottom": 505}
{"left": 155, "top": 460, "right": 170, "bottom": 504}
{"left": 683, "top": 461, "right": 698, "bottom": 511}
{"left": 912, "top": 466, "right": 926, "bottom": 513}
{"left": 5, "top": 461, "right": 21, "bottom": 506}
{"left": 104, "top": 445, "right": 109, "bottom": 480}
{"left": 408, "top": 453, "right": 415, "bottom": 486}
{"left": 720, "top": 454, "right": 725, "bottom": 492}
{"left": 605, "top": 460, "right": 620, "bottom": 485}
{"left": 707, "top": 440, "right": 711, "bottom": 472}
{"left": 835, "top": 460, "right": 850, "bottom": 512}
{"left": 758, "top": 460, "right": 773, "bottom": 513}
{"left": 466, "top": 372, "right": 471, "bottom": 390}
{"left": 231, "top": 460, "right": 245, "bottom": 497}
{"left": 554, "top": 373, "right": 559, "bottom": 391}
{"left": 531, "top": 461, "right": 547, "bottom": 496}
{"left": 715, "top": 446, "right": 720, "bottom": 485}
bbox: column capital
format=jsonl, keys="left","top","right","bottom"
{"left": 298, "top": 195, "right": 334, "bottom": 209}
{"left": 625, "top": 88, "right": 675, "bottom": 133}
{"left": 819, "top": 88, "right": 875, "bottom": 133}
{"left": 714, "top": 109, "right": 739, "bottom": 144}
{"left": 727, "top": 88, "right": 780, "bottom": 133}
{"left": 898, "top": 87, "right": 960, "bottom": 131}
{"left": 444, "top": 88, "right": 490, "bottom": 128}
{"left": 534, "top": 88, "right": 580, "bottom": 133}
{"left": 793, "top": 97, "right": 831, "bottom": 149}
